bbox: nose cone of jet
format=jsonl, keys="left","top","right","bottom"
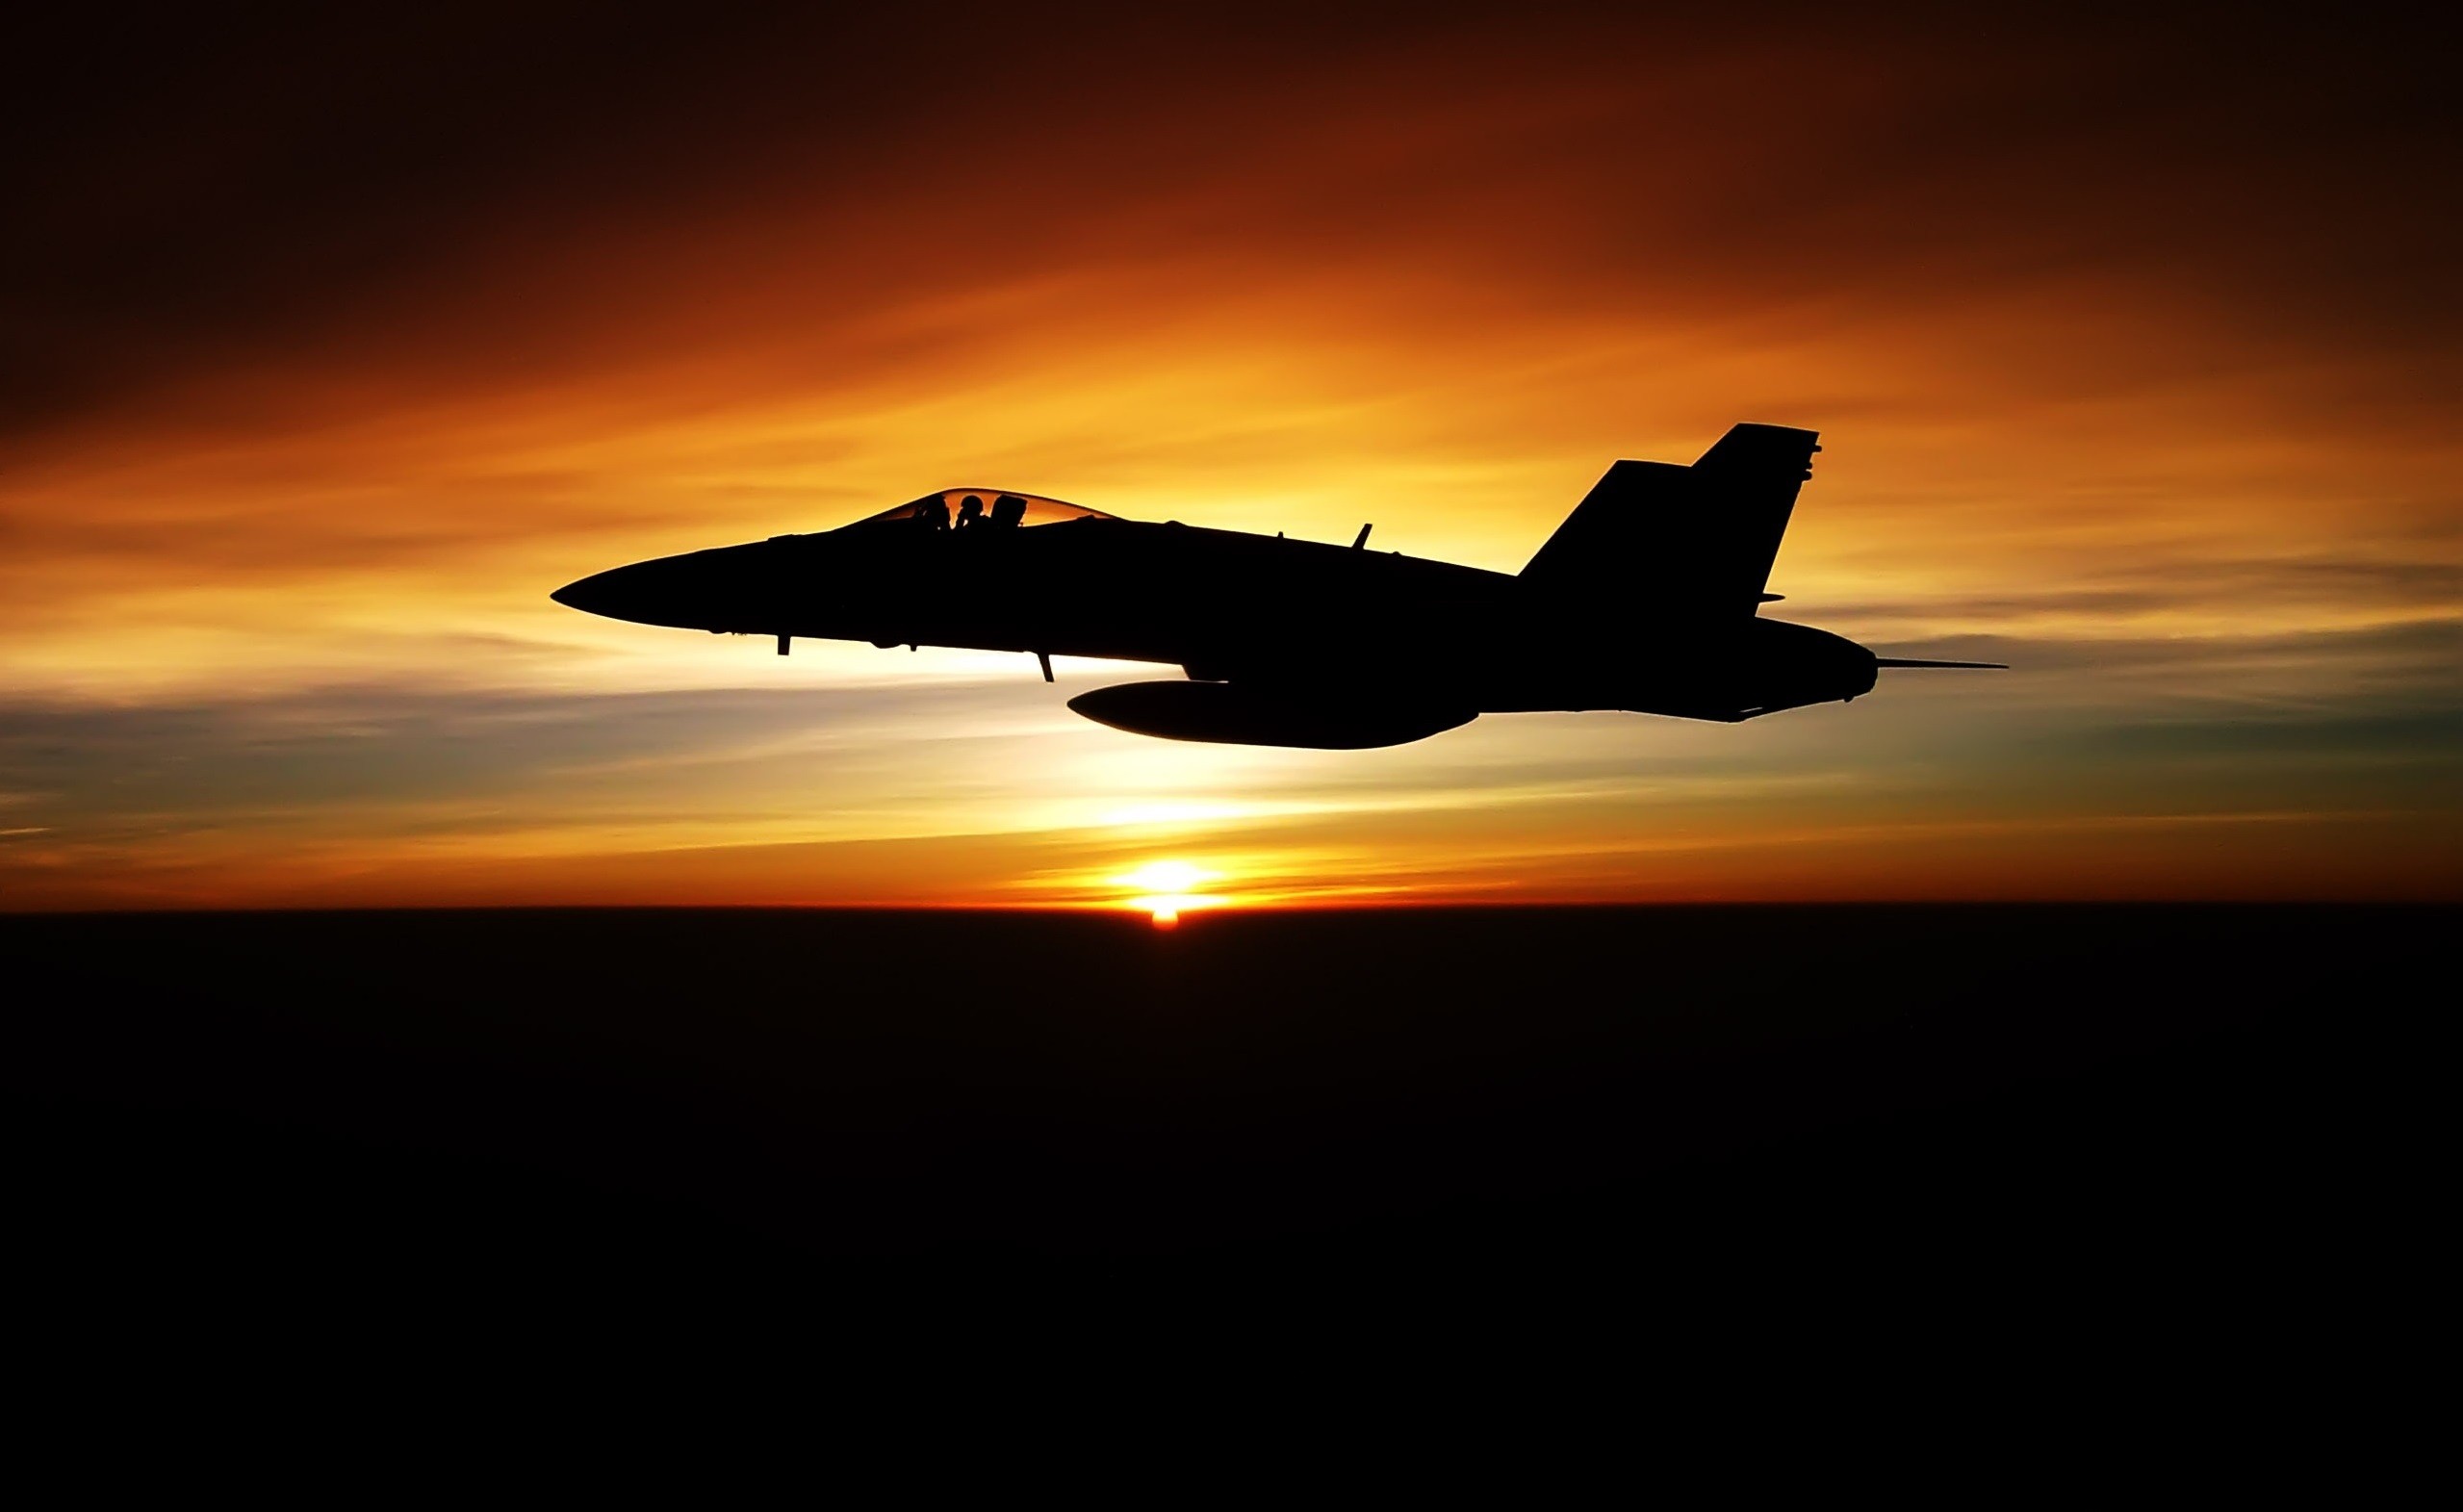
{"left": 552, "top": 558, "right": 702, "bottom": 627}
{"left": 553, "top": 540, "right": 782, "bottom": 630}
{"left": 551, "top": 567, "right": 627, "bottom": 618}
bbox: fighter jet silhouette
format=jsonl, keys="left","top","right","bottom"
{"left": 552, "top": 423, "right": 2003, "bottom": 748}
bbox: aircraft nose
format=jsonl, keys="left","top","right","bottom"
{"left": 551, "top": 560, "right": 683, "bottom": 626}
{"left": 551, "top": 569, "right": 619, "bottom": 616}
{"left": 552, "top": 544, "right": 774, "bottom": 630}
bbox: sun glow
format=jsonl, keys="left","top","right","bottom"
{"left": 1112, "top": 859, "right": 1228, "bottom": 928}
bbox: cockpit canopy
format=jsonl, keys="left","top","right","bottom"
{"left": 856, "top": 491, "right": 1116, "bottom": 531}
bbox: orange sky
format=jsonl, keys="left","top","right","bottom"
{"left": 3, "top": 6, "right": 2455, "bottom": 910}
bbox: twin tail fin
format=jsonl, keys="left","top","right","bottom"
{"left": 1520, "top": 423, "right": 1820, "bottom": 615}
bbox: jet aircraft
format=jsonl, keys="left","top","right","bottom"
{"left": 552, "top": 423, "right": 2003, "bottom": 748}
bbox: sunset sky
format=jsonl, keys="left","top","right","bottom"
{"left": 4, "top": 5, "right": 2454, "bottom": 911}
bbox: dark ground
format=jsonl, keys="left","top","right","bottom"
{"left": 4, "top": 905, "right": 2439, "bottom": 1370}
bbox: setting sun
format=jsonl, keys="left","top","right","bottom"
{"left": 1112, "top": 859, "right": 1228, "bottom": 928}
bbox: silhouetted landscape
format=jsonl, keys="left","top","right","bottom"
{"left": 10, "top": 905, "right": 2432, "bottom": 1345}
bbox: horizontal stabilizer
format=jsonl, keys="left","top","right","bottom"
{"left": 1874, "top": 657, "right": 2008, "bottom": 669}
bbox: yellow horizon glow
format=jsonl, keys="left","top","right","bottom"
{"left": 1110, "top": 860, "right": 1231, "bottom": 925}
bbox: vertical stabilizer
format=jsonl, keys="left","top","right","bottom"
{"left": 1520, "top": 423, "right": 1819, "bottom": 614}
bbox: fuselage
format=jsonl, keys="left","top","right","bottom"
{"left": 553, "top": 507, "right": 1880, "bottom": 724}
